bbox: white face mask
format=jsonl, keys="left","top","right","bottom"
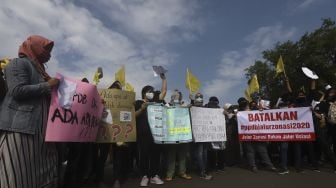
{"left": 227, "top": 113, "right": 234, "bottom": 119}
{"left": 146, "top": 92, "right": 154, "bottom": 100}
{"left": 174, "top": 99, "right": 180, "bottom": 104}
{"left": 195, "top": 97, "right": 203, "bottom": 102}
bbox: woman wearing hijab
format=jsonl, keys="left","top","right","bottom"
{"left": 0, "top": 35, "right": 60, "bottom": 188}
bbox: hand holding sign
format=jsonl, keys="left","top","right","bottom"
{"left": 46, "top": 75, "right": 103, "bottom": 142}
{"left": 97, "top": 67, "right": 103, "bottom": 79}
{"left": 97, "top": 89, "right": 136, "bottom": 143}
{"left": 160, "top": 73, "right": 166, "bottom": 80}
{"left": 48, "top": 78, "right": 60, "bottom": 88}
{"left": 141, "top": 102, "right": 149, "bottom": 110}
{"left": 153, "top": 66, "right": 167, "bottom": 77}
{"left": 302, "top": 67, "right": 319, "bottom": 80}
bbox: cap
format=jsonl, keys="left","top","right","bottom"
{"left": 224, "top": 103, "right": 232, "bottom": 110}
{"left": 325, "top": 85, "right": 332, "bottom": 90}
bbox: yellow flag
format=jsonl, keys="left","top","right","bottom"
{"left": 0, "top": 58, "right": 10, "bottom": 69}
{"left": 249, "top": 74, "right": 259, "bottom": 94}
{"left": 276, "top": 55, "right": 285, "bottom": 75}
{"left": 244, "top": 89, "right": 252, "bottom": 102}
{"left": 185, "top": 68, "right": 201, "bottom": 93}
{"left": 93, "top": 70, "right": 101, "bottom": 85}
{"left": 245, "top": 74, "right": 259, "bottom": 101}
{"left": 115, "top": 65, "right": 125, "bottom": 87}
{"left": 125, "top": 82, "right": 134, "bottom": 92}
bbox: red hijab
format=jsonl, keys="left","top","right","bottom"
{"left": 18, "top": 35, "right": 54, "bottom": 80}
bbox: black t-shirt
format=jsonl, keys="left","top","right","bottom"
{"left": 205, "top": 103, "right": 220, "bottom": 109}
{"left": 134, "top": 100, "right": 153, "bottom": 142}
{"left": 318, "top": 100, "right": 330, "bottom": 116}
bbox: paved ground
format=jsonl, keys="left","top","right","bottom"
{"left": 82, "top": 165, "right": 336, "bottom": 188}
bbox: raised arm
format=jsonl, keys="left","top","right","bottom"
{"left": 159, "top": 73, "right": 167, "bottom": 100}
{"left": 310, "top": 79, "right": 316, "bottom": 90}
{"left": 284, "top": 76, "right": 292, "bottom": 93}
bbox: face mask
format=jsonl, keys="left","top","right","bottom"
{"left": 195, "top": 97, "right": 203, "bottom": 102}
{"left": 311, "top": 100, "right": 320, "bottom": 109}
{"left": 146, "top": 92, "right": 154, "bottom": 100}
{"left": 227, "top": 113, "right": 234, "bottom": 119}
{"left": 173, "top": 99, "right": 180, "bottom": 104}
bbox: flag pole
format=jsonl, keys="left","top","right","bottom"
{"left": 122, "top": 65, "right": 126, "bottom": 89}
{"left": 281, "top": 55, "right": 287, "bottom": 78}
{"left": 187, "top": 68, "right": 192, "bottom": 93}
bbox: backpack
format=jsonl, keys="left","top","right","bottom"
{"left": 328, "top": 102, "right": 336, "bottom": 124}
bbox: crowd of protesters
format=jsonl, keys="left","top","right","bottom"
{"left": 1, "top": 35, "right": 336, "bottom": 188}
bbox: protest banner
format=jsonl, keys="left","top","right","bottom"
{"left": 190, "top": 107, "right": 227, "bottom": 142}
{"left": 97, "top": 89, "right": 136, "bottom": 143}
{"left": 45, "top": 75, "right": 103, "bottom": 142}
{"left": 147, "top": 104, "right": 192, "bottom": 144}
{"left": 237, "top": 107, "right": 315, "bottom": 141}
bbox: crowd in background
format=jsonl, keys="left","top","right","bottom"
{"left": 1, "top": 35, "right": 336, "bottom": 188}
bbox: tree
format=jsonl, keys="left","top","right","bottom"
{"left": 245, "top": 60, "right": 275, "bottom": 99}
{"left": 245, "top": 18, "right": 336, "bottom": 103}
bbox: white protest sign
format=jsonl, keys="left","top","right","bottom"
{"left": 190, "top": 107, "right": 227, "bottom": 142}
{"left": 302, "top": 67, "right": 318, "bottom": 80}
{"left": 237, "top": 107, "right": 315, "bottom": 141}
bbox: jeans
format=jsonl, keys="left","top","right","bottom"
{"left": 166, "top": 144, "right": 188, "bottom": 177}
{"left": 280, "top": 142, "right": 303, "bottom": 170}
{"left": 280, "top": 142, "right": 289, "bottom": 169}
{"left": 244, "top": 142, "right": 274, "bottom": 168}
{"left": 192, "top": 143, "right": 208, "bottom": 173}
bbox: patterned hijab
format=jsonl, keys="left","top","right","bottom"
{"left": 18, "top": 35, "right": 54, "bottom": 80}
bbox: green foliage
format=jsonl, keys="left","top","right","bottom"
{"left": 245, "top": 18, "right": 336, "bottom": 102}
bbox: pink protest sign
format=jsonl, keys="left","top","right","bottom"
{"left": 45, "top": 75, "right": 103, "bottom": 142}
